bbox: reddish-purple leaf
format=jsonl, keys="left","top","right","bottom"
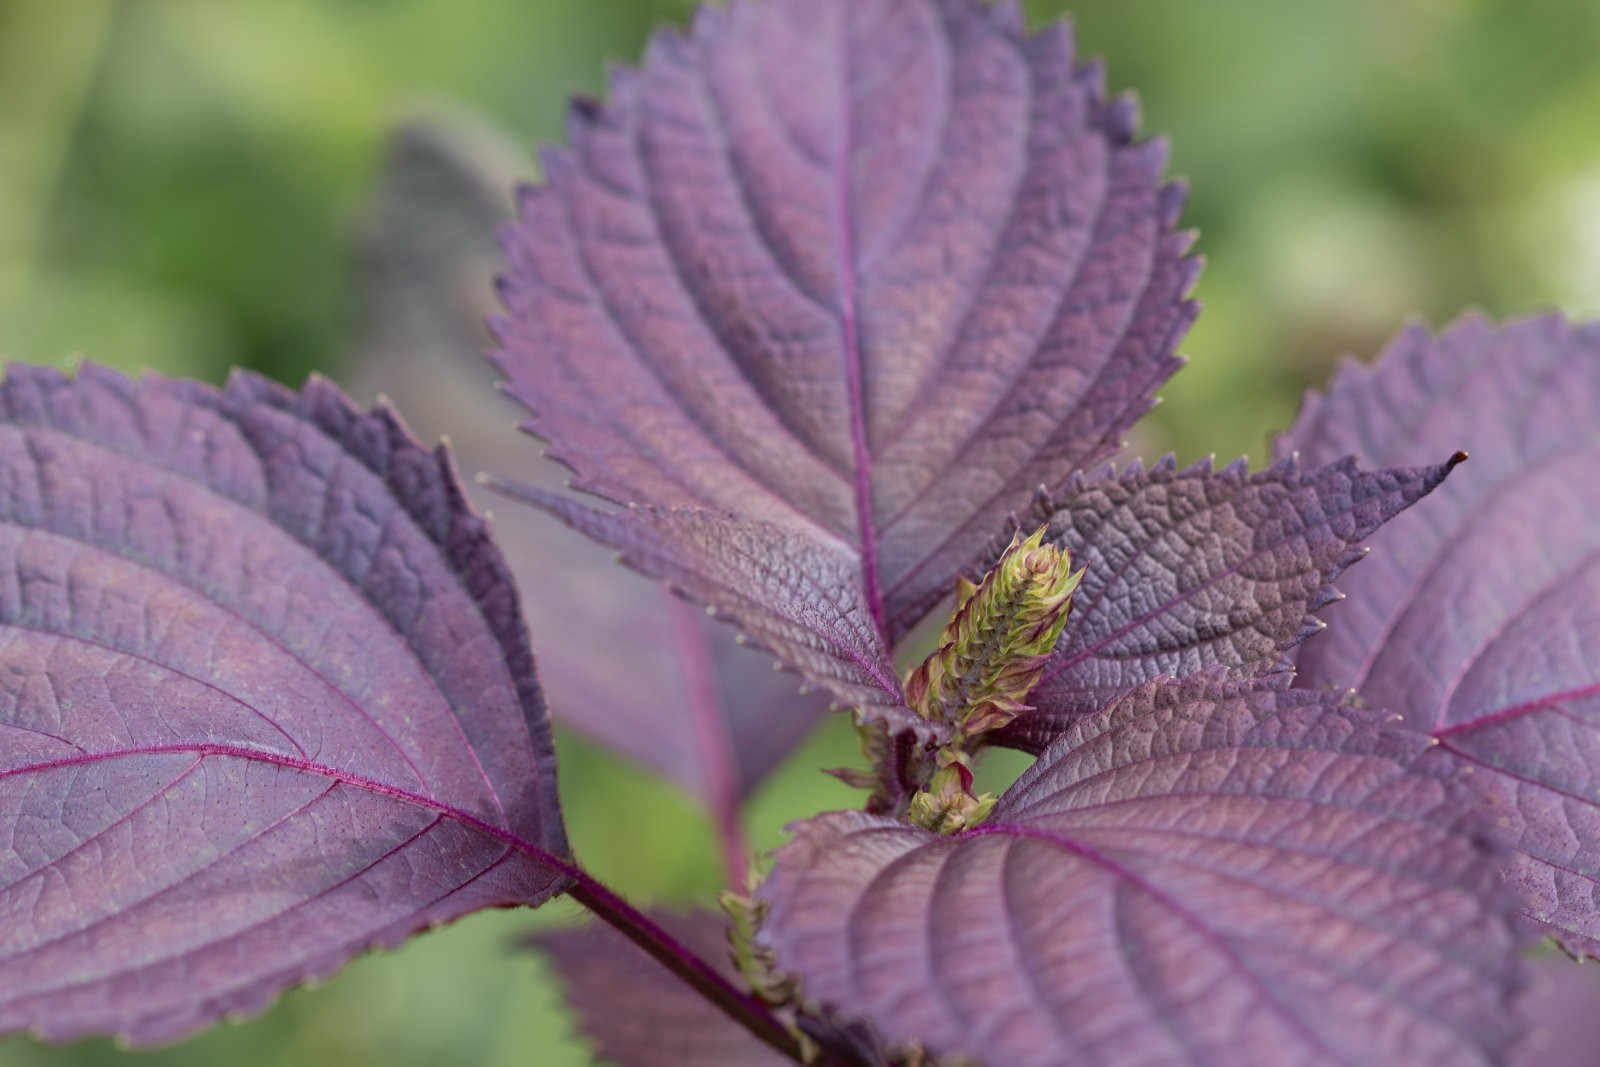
{"left": 986, "top": 452, "right": 1463, "bottom": 752}
{"left": 758, "top": 675, "right": 1524, "bottom": 1067}
{"left": 1281, "top": 312, "right": 1600, "bottom": 957}
{"left": 492, "top": 0, "right": 1197, "bottom": 674}
{"left": 0, "top": 366, "right": 568, "bottom": 1044}
{"left": 532, "top": 911, "right": 794, "bottom": 1067}
{"left": 344, "top": 120, "right": 827, "bottom": 826}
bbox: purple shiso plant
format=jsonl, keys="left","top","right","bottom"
{"left": 2, "top": 1, "right": 1598, "bottom": 1064}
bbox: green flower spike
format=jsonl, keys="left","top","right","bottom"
{"left": 902, "top": 526, "right": 1082, "bottom": 833}
{"left": 904, "top": 526, "right": 1082, "bottom": 739}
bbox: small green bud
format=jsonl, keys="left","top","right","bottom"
{"left": 905, "top": 749, "right": 998, "bottom": 834}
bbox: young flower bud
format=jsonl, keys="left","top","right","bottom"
{"left": 902, "top": 527, "right": 1081, "bottom": 833}
{"left": 902, "top": 526, "right": 1082, "bottom": 740}
{"left": 904, "top": 749, "right": 998, "bottom": 834}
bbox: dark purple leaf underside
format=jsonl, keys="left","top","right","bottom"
{"left": 0, "top": 366, "right": 568, "bottom": 1044}
{"left": 759, "top": 675, "right": 1523, "bottom": 1067}
{"left": 344, "top": 121, "right": 828, "bottom": 808}
{"left": 988, "top": 452, "right": 1462, "bottom": 752}
{"left": 492, "top": 0, "right": 1197, "bottom": 676}
{"left": 533, "top": 911, "right": 793, "bottom": 1067}
{"left": 1282, "top": 312, "right": 1600, "bottom": 957}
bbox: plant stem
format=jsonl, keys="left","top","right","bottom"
{"left": 565, "top": 869, "right": 806, "bottom": 1063}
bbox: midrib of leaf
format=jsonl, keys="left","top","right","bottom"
{"left": 6, "top": 418, "right": 502, "bottom": 820}
{"left": 0, "top": 745, "right": 535, "bottom": 973}
{"left": 0, "top": 742, "right": 550, "bottom": 865}
{"left": 1, "top": 780, "right": 455, "bottom": 990}
{"left": 1, "top": 745, "right": 809, "bottom": 1061}
{"left": 832, "top": 6, "right": 885, "bottom": 636}
{"left": 1431, "top": 680, "right": 1600, "bottom": 741}
{"left": 1426, "top": 542, "right": 1600, "bottom": 732}
{"left": 1435, "top": 744, "right": 1600, "bottom": 815}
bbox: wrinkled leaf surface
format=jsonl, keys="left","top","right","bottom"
{"left": 492, "top": 0, "right": 1198, "bottom": 706}
{"left": 507, "top": 486, "right": 918, "bottom": 735}
{"left": 0, "top": 366, "right": 568, "bottom": 1044}
{"left": 346, "top": 118, "right": 826, "bottom": 812}
{"left": 759, "top": 675, "right": 1523, "bottom": 1066}
{"left": 989, "top": 452, "right": 1462, "bottom": 751}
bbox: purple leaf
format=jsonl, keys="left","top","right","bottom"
{"left": 1280, "top": 312, "right": 1600, "bottom": 957}
{"left": 758, "top": 674, "right": 1524, "bottom": 1066}
{"left": 501, "top": 484, "right": 930, "bottom": 740}
{"left": 492, "top": 0, "right": 1197, "bottom": 674}
{"left": 461, "top": 470, "right": 835, "bottom": 814}
{"left": 484, "top": 472, "right": 830, "bottom": 881}
{"left": 344, "top": 120, "right": 826, "bottom": 836}
{"left": 0, "top": 365, "right": 568, "bottom": 1044}
{"left": 1515, "top": 956, "right": 1600, "bottom": 1067}
{"left": 532, "top": 911, "right": 794, "bottom": 1067}
{"left": 987, "top": 452, "right": 1463, "bottom": 752}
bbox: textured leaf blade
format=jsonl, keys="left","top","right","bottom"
{"left": 493, "top": 0, "right": 1197, "bottom": 665}
{"left": 344, "top": 120, "right": 826, "bottom": 811}
{"left": 532, "top": 911, "right": 794, "bottom": 1067}
{"left": 0, "top": 366, "right": 568, "bottom": 1044}
{"left": 1281, "top": 312, "right": 1600, "bottom": 956}
{"left": 500, "top": 483, "right": 929, "bottom": 739}
{"left": 986, "top": 452, "right": 1462, "bottom": 752}
{"left": 758, "top": 675, "right": 1524, "bottom": 1067}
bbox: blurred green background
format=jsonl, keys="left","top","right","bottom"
{"left": 1, "top": 0, "right": 1597, "bottom": 1064}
